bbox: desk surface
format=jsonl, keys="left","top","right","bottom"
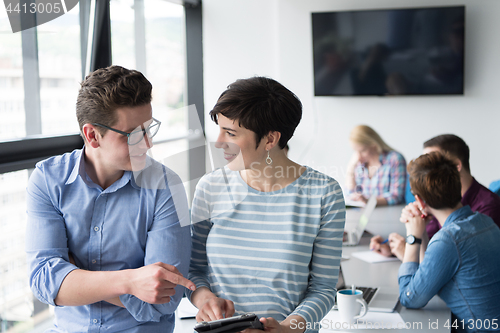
{"left": 346, "top": 205, "right": 407, "bottom": 238}
{"left": 332, "top": 237, "right": 451, "bottom": 332}
{"left": 174, "top": 206, "right": 450, "bottom": 332}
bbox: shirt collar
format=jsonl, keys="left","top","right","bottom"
{"left": 65, "top": 146, "right": 134, "bottom": 192}
{"left": 128, "top": 156, "right": 155, "bottom": 191}
{"left": 66, "top": 148, "right": 85, "bottom": 185}
{"left": 443, "top": 205, "right": 473, "bottom": 227}
{"left": 461, "top": 177, "right": 479, "bottom": 204}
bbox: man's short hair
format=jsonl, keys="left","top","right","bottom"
{"left": 408, "top": 151, "right": 462, "bottom": 209}
{"left": 423, "top": 134, "right": 470, "bottom": 172}
{"left": 76, "top": 65, "right": 152, "bottom": 137}
{"left": 209, "top": 77, "right": 302, "bottom": 149}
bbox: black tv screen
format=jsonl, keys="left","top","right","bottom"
{"left": 312, "top": 6, "right": 465, "bottom": 96}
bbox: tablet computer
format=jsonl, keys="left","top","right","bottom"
{"left": 193, "top": 313, "right": 264, "bottom": 333}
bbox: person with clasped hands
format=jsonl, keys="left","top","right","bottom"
{"left": 186, "top": 77, "right": 345, "bottom": 333}
{"left": 370, "top": 134, "right": 500, "bottom": 260}
{"left": 26, "top": 66, "right": 195, "bottom": 332}
{"left": 345, "top": 125, "right": 406, "bottom": 206}
{"left": 398, "top": 152, "right": 500, "bottom": 331}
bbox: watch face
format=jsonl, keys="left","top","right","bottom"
{"left": 407, "top": 235, "right": 415, "bottom": 244}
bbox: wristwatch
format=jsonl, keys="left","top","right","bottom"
{"left": 406, "top": 235, "right": 422, "bottom": 245}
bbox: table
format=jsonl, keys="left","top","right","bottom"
{"left": 327, "top": 237, "right": 451, "bottom": 332}
{"left": 345, "top": 204, "right": 407, "bottom": 238}
{"left": 174, "top": 206, "right": 451, "bottom": 332}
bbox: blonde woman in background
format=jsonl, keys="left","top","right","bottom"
{"left": 346, "top": 125, "right": 406, "bottom": 206}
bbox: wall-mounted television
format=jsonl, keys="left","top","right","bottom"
{"left": 312, "top": 6, "right": 465, "bottom": 96}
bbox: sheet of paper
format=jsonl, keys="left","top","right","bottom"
{"left": 176, "top": 297, "right": 198, "bottom": 319}
{"left": 320, "top": 309, "right": 407, "bottom": 330}
{"left": 351, "top": 250, "right": 400, "bottom": 263}
{"left": 344, "top": 199, "right": 366, "bottom": 208}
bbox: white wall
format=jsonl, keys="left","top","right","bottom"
{"left": 203, "top": 0, "right": 500, "bottom": 189}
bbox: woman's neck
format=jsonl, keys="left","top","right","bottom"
{"left": 365, "top": 153, "right": 382, "bottom": 178}
{"left": 239, "top": 154, "right": 306, "bottom": 192}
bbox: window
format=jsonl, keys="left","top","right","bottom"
{"left": 110, "top": 0, "right": 135, "bottom": 69}
{"left": 0, "top": 170, "right": 56, "bottom": 331}
{"left": 0, "top": 8, "right": 25, "bottom": 141}
{"left": 111, "top": 0, "right": 192, "bottom": 197}
{"left": 0, "top": 1, "right": 202, "bottom": 331}
{"left": 37, "top": 7, "right": 81, "bottom": 136}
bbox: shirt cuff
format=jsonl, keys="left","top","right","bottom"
{"left": 398, "top": 261, "right": 419, "bottom": 278}
{"left": 34, "top": 263, "right": 78, "bottom": 307}
{"left": 185, "top": 279, "right": 211, "bottom": 301}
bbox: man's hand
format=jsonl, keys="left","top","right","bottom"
{"left": 369, "top": 235, "right": 391, "bottom": 256}
{"left": 127, "top": 262, "right": 196, "bottom": 304}
{"left": 400, "top": 202, "right": 428, "bottom": 223}
{"left": 195, "top": 296, "right": 235, "bottom": 322}
{"left": 388, "top": 233, "right": 406, "bottom": 260}
{"left": 400, "top": 202, "right": 427, "bottom": 238}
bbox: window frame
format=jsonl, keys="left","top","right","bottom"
{"left": 0, "top": 0, "right": 205, "bottom": 192}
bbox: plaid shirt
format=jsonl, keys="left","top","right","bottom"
{"left": 353, "top": 150, "right": 406, "bottom": 205}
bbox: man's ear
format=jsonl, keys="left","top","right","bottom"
{"left": 82, "top": 124, "right": 100, "bottom": 149}
{"left": 265, "top": 131, "right": 282, "bottom": 151}
{"left": 414, "top": 194, "right": 427, "bottom": 213}
{"left": 455, "top": 158, "right": 463, "bottom": 173}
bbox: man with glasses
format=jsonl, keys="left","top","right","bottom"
{"left": 26, "top": 65, "right": 195, "bottom": 332}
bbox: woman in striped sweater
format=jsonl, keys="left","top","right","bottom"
{"left": 186, "top": 77, "right": 346, "bottom": 333}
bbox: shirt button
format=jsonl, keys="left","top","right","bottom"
{"left": 93, "top": 319, "right": 98, "bottom": 324}
{"left": 406, "top": 291, "right": 411, "bottom": 296}
{"left": 92, "top": 259, "right": 96, "bottom": 264}
{"left": 94, "top": 226, "right": 99, "bottom": 232}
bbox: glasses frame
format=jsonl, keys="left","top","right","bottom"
{"left": 91, "top": 118, "right": 161, "bottom": 146}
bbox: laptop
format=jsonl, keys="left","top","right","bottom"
{"left": 334, "top": 266, "right": 400, "bottom": 313}
{"left": 342, "top": 195, "right": 377, "bottom": 246}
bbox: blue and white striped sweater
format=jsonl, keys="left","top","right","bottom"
{"left": 188, "top": 166, "right": 345, "bottom": 332}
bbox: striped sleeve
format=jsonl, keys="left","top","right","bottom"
{"left": 290, "top": 179, "right": 345, "bottom": 326}
{"left": 186, "top": 178, "right": 213, "bottom": 300}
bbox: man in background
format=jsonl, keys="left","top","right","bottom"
{"left": 371, "top": 134, "right": 500, "bottom": 260}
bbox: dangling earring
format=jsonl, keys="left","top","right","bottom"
{"left": 266, "top": 149, "right": 273, "bottom": 165}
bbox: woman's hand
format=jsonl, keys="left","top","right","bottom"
{"left": 243, "top": 317, "right": 290, "bottom": 333}
{"left": 369, "top": 235, "right": 391, "bottom": 257}
{"left": 195, "top": 296, "right": 235, "bottom": 322}
{"left": 347, "top": 152, "right": 360, "bottom": 170}
{"left": 349, "top": 192, "right": 368, "bottom": 203}
{"left": 346, "top": 153, "right": 361, "bottom": 191}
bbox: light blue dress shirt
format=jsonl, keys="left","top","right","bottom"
{"left": 26, "top": 148, "right": 191, "bottom": 333}
{"left": 399, "top": 206, "right": 500, "bottom": 332}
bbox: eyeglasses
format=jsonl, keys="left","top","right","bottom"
{"left": 92, "top": 118, "right": 161, "bottom": 146}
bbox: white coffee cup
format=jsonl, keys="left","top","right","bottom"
{"left": 337, "top": 289, "right": 368, "bottom": 324}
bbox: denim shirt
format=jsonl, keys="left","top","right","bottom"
{"left": 398, "top": 206, "right": 500, "bottom": 332}
{"left": 26, "top": 149, "right": 191, "bottom": 333}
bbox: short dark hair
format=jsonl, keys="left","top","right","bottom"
{"left": 408, "top": 151, "right": 462, "bottom": 209}
{"left": 423, "top": 134, "right": 470, "bottom": 172}
{"left": 209, "top": 77, "right": 302, "bottom": 149}
{"left": 76, "top": 65, "right": 152, "bottom": 137}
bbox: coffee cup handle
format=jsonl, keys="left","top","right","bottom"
{"left": 353, "top": 298, "right": 368, "bottom": 319}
